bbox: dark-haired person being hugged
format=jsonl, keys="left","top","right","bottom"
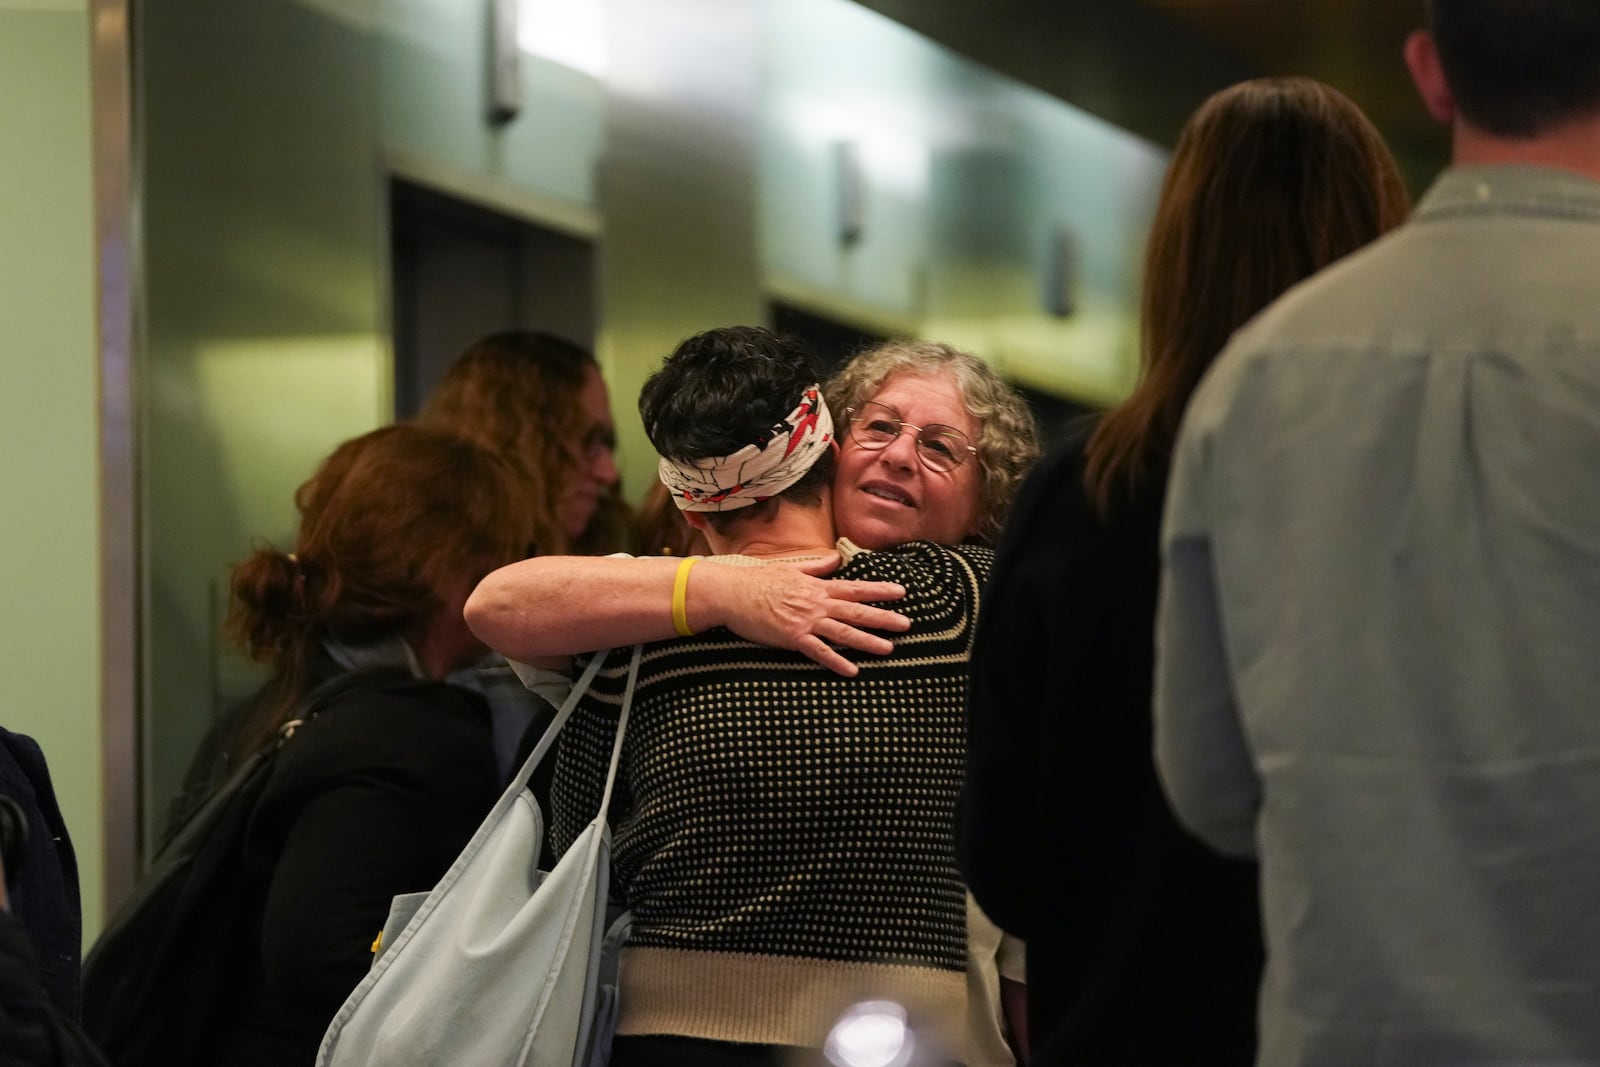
{"left": 469, "top": 327, "right": 996, "bottom": 1066}
{"left": 958, "top": 78, "right": 1409, "bottom": 1065}
{"left": 168, "top": 424, "right": 537, "bottom": 1066}
{"left": 1155, "top": 4, "right": 1600, "bottom": 1065}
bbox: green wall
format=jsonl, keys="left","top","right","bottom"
{"left": 140, "top": 0, "right": 389, "bottom": 841}
{"left": 0, "top": 0, "right": 104, "bottom": 935}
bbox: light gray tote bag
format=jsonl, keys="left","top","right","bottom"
{"left": 316, "top": 644, "right": 641, "bottom": 1067}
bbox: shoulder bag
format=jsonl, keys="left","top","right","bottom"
{"left": 316, "top": 644, "right": 641, "bottom": 1067}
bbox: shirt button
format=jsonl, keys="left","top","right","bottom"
{"left": 1476, "top": 182, "right": 1492, "bottom": 200}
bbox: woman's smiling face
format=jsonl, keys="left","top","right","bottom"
{"left": 831, "top": 370, "right": 983, "bottom": 549}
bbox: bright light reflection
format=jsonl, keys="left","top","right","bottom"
{"left": 517, "top": 0, "right": 607, "bottom": 79}
{"left": 823, "top": 1000, "right": 915, "bottom": 1067}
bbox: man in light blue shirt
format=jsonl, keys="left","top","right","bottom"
{"left": 1155, "top": 2, "right": 1600, "bottom": 1064}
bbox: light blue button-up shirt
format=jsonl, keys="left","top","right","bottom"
{"left": 1156, "top": 165, "right": 1600, "bottom": 1067}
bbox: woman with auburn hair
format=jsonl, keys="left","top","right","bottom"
{"left": 958, "top": 77, "right": 1411, "bottom": 1064}
{"left": 168, "top": 423, "right": 538, "bottom": 1066}
{"left": 418, "top": 329, "right": 624, "bottom": 556}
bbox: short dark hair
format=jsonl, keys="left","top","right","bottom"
{"left": 1427, "top": 0, "right": 1600, "bottom": 137}
{"left": 639, "top": 326, "right": 835, "bottom": 533}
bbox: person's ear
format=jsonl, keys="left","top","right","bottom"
{"left": 1404, "top": 30, "right": 1456, "bottom": 124}
{"left": 683, "top": 511, "right": 711, "bottom": 532}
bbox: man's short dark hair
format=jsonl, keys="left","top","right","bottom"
{"left": 1427, "top": 0, "right": 1600, "bottom": 137}
{"left": 639, "top": 326, "right": 835, "bottom": 533}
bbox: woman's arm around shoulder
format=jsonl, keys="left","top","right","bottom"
{"left": 465, "top": 554, "right": 911, "bottom": 677}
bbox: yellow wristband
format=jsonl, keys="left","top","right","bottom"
{"left": 671, "top": 556, "right": 701, "bottom": 637}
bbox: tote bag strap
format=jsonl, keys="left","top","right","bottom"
{"left": 501, "top": 645, "right": 642, "bottom": 819}
{"left": 596, "top": 644, "right": 641, "bottom": 819}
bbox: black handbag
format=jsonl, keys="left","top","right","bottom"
{"left": 81, "top": 667, "right": 409, "bottom": 1067}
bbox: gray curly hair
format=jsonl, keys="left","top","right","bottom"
{"left": 825, "top": 340, "right": 1040, "bottom": 545}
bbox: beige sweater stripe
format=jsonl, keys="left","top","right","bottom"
{"left": 616, "top": 946, "right": 968, "bottom": 1052}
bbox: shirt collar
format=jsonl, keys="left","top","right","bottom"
{"left": 1415, "top": 164, "right": 1600, "bottom": 225}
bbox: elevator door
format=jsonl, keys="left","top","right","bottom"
{"left": 390, "top": 178, "right": 597, "bottom": 416}
{"left": 770, "top": 302, "right": 890, "bottom": 378}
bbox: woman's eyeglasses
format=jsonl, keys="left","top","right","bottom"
{"left": 845, "top": 402, "right": 977, "bottom": 473}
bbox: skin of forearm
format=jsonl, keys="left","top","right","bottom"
{"left": 465, "top": 555, "right": 737, "bottom": 659}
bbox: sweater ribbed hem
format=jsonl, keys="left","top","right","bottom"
{"left": 616, "top": 946, "right": 967, "bottom": 1051}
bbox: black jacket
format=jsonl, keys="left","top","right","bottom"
{"left": 213, "top": 670, "right": 498, "bottom": 1067}
{"left": 0, "top": 728, "right": 81, "bottom": 1023}
{"left": 0, "top": 911, "right": 105, "bottom": 1067}
{"left": 958, "top": 426, "right": 1263, "bottom": 1066}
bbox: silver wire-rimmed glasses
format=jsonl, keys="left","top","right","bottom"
{"left": 844, "top": 401, "right": 977, "bottom": 473}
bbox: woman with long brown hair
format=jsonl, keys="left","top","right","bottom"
{"left": 958, "top": 78, "right": 1410, "bottom": 1064}
{"left": 418, "top": 329, "right": 625, "bottom": 557}
{"left": 171, "top": 423, "right": 537, "bottom": 1066}
{"left": 418, "top": 330, "right": 628, "bottom": 783}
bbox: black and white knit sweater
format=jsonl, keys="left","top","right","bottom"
{"left": 549, "top": 538, "right": 993, "bottom": 1050}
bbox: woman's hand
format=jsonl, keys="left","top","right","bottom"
{"left": 704, "top": 555, "right": 910, "bottom": 677}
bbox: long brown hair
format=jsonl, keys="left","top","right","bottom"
{"left": 418, "top": 330, "right": 609, "bottom": 555}
{"left": 1083, "top": 77, "right": 1411, "bottom": 514}
{"left": 223, "top": 423, "right": 537, "bottom": 761}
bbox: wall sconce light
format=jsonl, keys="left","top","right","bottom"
{"left": 1043, "top": 226, "right": 1077, "bottom": 317}
{"left": 489, "top": 0, "right": 522, "bottom": 125}
{"left": 834, "top": 141, "right": 865, "bottom": 247}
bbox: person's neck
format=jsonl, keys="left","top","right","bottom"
{"left": 1453, "top": 113, "right": 1600, "bottom": 182}
{"left": 706, "top": 499, "right": 837, "bottom": 560}
{"left": 410, "top": 630, "right": 455, "bottom": 680}
{"left": 410, "top": 617, "right": 480, "bottom": 680}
